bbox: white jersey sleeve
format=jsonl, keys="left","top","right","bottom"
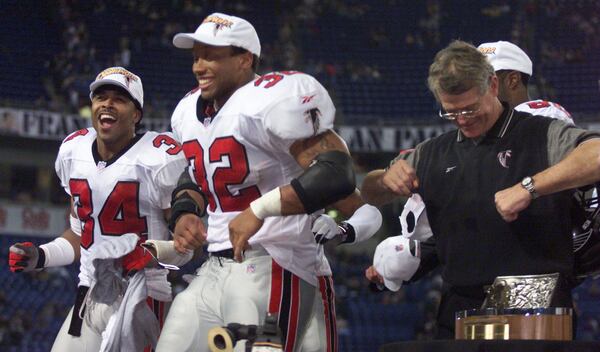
{"left": 171, "top": 88, "right": 200, "bottom": 142}
{"left": 55, "top": 128, "right": 95, "bottom": 196}
{"left": 144, "top": 132, "right": 189, "bottom": 209}
{"left": 515, "top": 100, "right": 574, "bottom": 124}
{"left": 259, "top": 72, "right": 336, "bottom": 149}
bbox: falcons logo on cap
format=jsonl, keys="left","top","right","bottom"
{"left": 304, "top": 108, "right": 321, "bottom": 136}
{"left": 123, "top": 75, "right": 133, "bottom": 88}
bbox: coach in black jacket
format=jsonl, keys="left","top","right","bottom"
{"left": 362, "top": 40, "right": 600, "bottom": 339}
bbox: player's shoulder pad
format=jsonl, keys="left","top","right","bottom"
{"left": 172, "top": 88, "right": 202, "bottom": 133}
{"left": 58, "top": 127, "right": 96, "bottom": 158}
{"left": 515, "top": 100, "right": 573, "bottom": 124}
{"left": 242, "top": 71, "right": 336, "bottom": 141}
{"left": 183, "top": 86, "right": 201, "bottom": 99}
{"left": 139, "top": 131, "right": 186, "bottom": 164}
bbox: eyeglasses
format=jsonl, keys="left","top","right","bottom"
{"left": 438, "top": 108, "right": 481, "bottom": 120}
{"left": 438, "top": 95, "right": 483, "bottom": 121}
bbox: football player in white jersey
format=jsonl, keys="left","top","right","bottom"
{"left": 477, "top": 40, "right": 573, "bottom": 122}
{"left": 8, "top": 67, "right": 188, "bottom": 351}
{"left": 156, "top": 13, "right": 381, "bottom": 352}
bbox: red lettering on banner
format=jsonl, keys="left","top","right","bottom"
{"left": 21, "top": 208, "right": 50, "bottom": 230}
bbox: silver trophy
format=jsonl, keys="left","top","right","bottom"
{"left": 481, "top": 273, "right": 559, "bottom": 309}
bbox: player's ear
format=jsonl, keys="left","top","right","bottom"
{"left": 238, "top": 51, "right": 253, "bottom": 70}
{"left": 508, "top": 71, "right": 521, "bottom": 90}
{"left": 133, "top": 109, "right": 142, "bottom": 125}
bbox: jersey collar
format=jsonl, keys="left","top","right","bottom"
{"left": 92, "top": 133, "right": 145, "bottom": 168}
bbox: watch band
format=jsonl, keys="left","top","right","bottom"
{"left": 521, "top": 176, "right": 539, "bottom": 199}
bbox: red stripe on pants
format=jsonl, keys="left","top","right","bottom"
{"left": 269, "top": 260, "right": 284, "bottom": 314}
{"left": 285, "top": 275, "right": 300, "bottom": 351}
{"left": 319, "top": 276, "right": 338, "bottom": 352}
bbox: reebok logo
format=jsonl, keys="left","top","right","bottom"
{"left": 445, "top": 166, "right": 457, "bottom": 173}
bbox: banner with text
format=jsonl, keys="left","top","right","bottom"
{"left": 0, "top": 202, "right": 69, "bottom": 237}
{"left": 0, "top": 107, "right": 170, "bottom": 141}
{"left": 2, "top": 107, "right": 599, "bottom": 152}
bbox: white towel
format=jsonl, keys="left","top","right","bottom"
{"left": 99, "top": 270, "right": 158, "bottom": 352}
{"left": 84, "top": 233, "right": 172, "bottom": 352}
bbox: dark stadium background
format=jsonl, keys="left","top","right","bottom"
{"left": 0, "top": 1, "right": 599, "bottom": 351}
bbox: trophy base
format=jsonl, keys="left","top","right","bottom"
{"left": 455, "top": 308, "right": 572, "bottom": 340}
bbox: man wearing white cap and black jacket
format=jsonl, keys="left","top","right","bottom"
{"left": 9, "top": 66, "right": 189, "bottom": 351}
{"left": 362, "top": 40, "right": 600, "bottom": 339}
{"left": 159, "top": 12, "right": 381, "bottom": 352}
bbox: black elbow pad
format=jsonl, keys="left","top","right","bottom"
{"left": 291, "top": 150, "right": 356, "bottom": 214}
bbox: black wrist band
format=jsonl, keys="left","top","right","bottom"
{"left": 36, "top": 247, "right": 46, "bottom": 269}
{"left": 338, "top": 222, "right": 356, "bottom": 244}
{"left": 169, "top": 192, "right": 203, "bottom": 232}
{"left": 171, "top": 183, "right": 208, "bottom": 217}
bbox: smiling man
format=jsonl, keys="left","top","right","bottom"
{"left": 361, "top": 40, "right": 600, "bottom": 338}
{"left": 156, "top": 12, "right": 383, "bottom": 352}
{"left": 9, "top": 67, "right": 188, "bottom": 351}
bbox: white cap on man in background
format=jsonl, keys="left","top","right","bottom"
{"left": 478, "top": 40, "right": 533, "bottom": 76}
{"left": 173, "top": 12, "right": 261, "bottom": 57}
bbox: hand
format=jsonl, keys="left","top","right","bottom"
{"left": 365, "top": 265, "right": 384, "bottom": 285}
{"left": 229, "top": 207, "right": 264, "bottom": 262}
{"left": 9, "top": 242, "right": 40, "bottom": 273}
{"left": 173, "top": 213, "right": 207, "bottom": 253}
{"left": 381, "top": 160, "right": 419, "bottom": 196}
{"left": 122, "top": 241, "right": 155, "bottom": 273}
{"left": 312, "top": 214, "right": 341, "bottom": 244}
{"left": 495, "top": 183, "right": 533, "bottom": 222}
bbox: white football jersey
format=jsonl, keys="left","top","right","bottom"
{"left": 55, "top": 128, "right": 187, "bottom": 287}
{"left": 171, "top": 71, "right": 336, "bottom": 285}
{"left": 515, "top": 99, "right": 573, "bottom": 124}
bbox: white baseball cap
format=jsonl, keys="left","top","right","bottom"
{"left": 89, "top": 67, "right": 144, "bottom": 109}
{"left": 373, "top": 235, "right": 421, "bottom": 292}
{"left": 173, "top": 12, "right": 261, "bottom": 57}
{"left": 477, "top": 41, "right": 533, "bottom": 76}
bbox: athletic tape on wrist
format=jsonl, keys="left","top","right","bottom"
{"left": 250, "top": 188, "right": 282, "bottom": 220}
{"left": 39, "top": 237, "right": 76, "bottom": 268}
{"left": 70, "top": 215, "right": 82, "bottom": 236}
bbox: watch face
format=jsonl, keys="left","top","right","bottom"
{"left": 522, "top": 177, "right": 532, "bottom": 186}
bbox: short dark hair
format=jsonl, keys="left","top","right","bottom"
{"left": 231, "top": 46, "right": 260, "bottom": 73}
{"left": 496, "top": 70, "right": 530, "bottom": 87}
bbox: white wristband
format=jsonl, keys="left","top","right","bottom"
{"left": 345, "top": 204, "right": 383, "bottom": 243}
{"left": 70, "top": 214, "right": 82, "bottom": 236}
{"left": 39, "top": 237, "right": 76, "bottom": 268}
{"left": 250, "top": 188, "right": 282, "bottom": 220}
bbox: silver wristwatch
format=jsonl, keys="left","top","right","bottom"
{"left": 521, "top": 176, "right": 539, "bottom": 199}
